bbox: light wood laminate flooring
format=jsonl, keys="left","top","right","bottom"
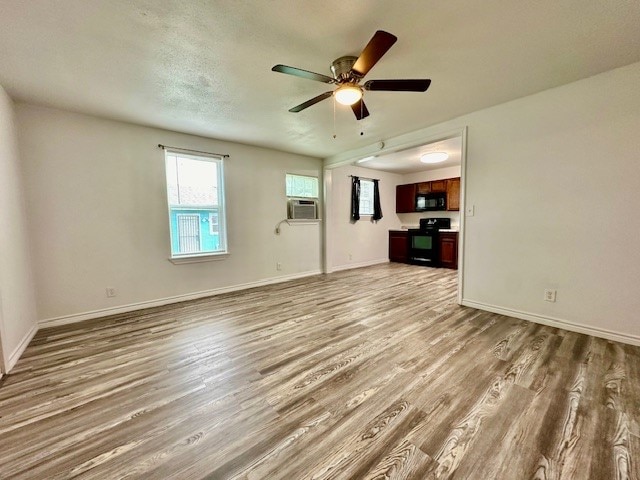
{"left": 1, "top": 263, "right": 639, "bottom": 479}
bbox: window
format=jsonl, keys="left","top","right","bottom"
{"left": 164, "top": 151, "right": 227, "bottom": 258}
{"left": 359, "top": 179, "right": 374, "bottom": 215}
{"left": 286, "top": 174, "right": 318, "bottom": 198}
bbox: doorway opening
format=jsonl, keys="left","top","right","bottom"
{"left": 323, "top": 127, "right": 467, "bottom": 304}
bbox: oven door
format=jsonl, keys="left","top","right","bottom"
{"left": 408, "top": 230, "right": 438, "bottom": 265}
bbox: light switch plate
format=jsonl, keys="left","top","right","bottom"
{"left": 466, "top": 204, "right": 475, "bottom": 216}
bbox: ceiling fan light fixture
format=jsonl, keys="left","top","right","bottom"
{"left": 420, "top": 152, "right": 449, "bottom": 164}
{"left": 272, "top": 31, "right": 431, "bottom": 120}
{"left": 334, "top": 84, "right": 363, "bottom": 106}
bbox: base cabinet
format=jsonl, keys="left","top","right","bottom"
{"left": 389, "top": 230, "right": 409, "bottom": 263}
{"left": 390, "top": 230, "right": 458, "bottom": 269}
{"left": 438, "top": 232, "right": 458, "bottom": 270}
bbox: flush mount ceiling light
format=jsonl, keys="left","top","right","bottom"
{"left": 420, "top": 152, "right": 449, "bottom": 164}
{"left": 357, "top": 155, "right": 376, "bottom": 163}
{"left": 334, "top": 84, "right": 363, "bottom": 106}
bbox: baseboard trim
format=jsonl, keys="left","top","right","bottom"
{"left": 40, "top": 270, "right": 323, "bottom": 329}
{"left": 6, "top": 323, "right": 38, "bottom": 372}
{"left": 462, "top": 299, "right": 640, "bottom": 347}
{"left": 330, "top": 258, "right": 389, "bottom": 273}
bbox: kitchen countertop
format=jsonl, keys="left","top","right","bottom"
{"left": 394, "top": 226, "right": 459, "bottom": 232}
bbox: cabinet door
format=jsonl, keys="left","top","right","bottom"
{"left": 396, "top": 184, "right": 417, "bottom": 213}
{"left": 416, "top": 182, "right": 431, "bottom": 194}
{"left": 446, "top": 177, "right": 460, "bottom": 211}
{"left": 430, "top": 180, "right": 447, "bottom": 193}
{"left": 389, "top": 231, "right": 409, "bottom": 263}
{"left": 438, "top": 233, "right": 458, "bottom": 269}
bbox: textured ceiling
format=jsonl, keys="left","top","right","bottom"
{"left": 1, "top": 1, "right": 639, "bottom": 158}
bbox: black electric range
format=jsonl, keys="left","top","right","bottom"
{"left": 407, "top": 218, "right": 451, "bottom": 266}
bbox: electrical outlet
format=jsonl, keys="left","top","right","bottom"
{"left": 349, "top": 253, "right": 353, "bottom": 260}
{"left": 106, "top": 287, "right": 117, "bottom": 298}
{"left": 544, "top": 289, "right": 557, "bottom": 302}
{"left": 276, "top": 262, "right": 282, "bottom": 271}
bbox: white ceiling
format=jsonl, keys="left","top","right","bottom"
{"left": 357, "top": 136, "right": 462, "bottom": 174}
{"left": 1, "top": 1, "right": 639, "bottom": 159}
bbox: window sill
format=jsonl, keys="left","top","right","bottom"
{"left": 286, "top": 219, "right": 322, "bottom": 225}
{"left": 169, "top": 252, "right": 230, "bottom": 264}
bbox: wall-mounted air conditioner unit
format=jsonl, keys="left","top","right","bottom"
{"left": 288, "top": 199, "right": 317, "bottom": 220}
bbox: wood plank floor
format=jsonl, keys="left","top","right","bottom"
{"left": 1, "top": 263, "right": 639, "bottom": 479}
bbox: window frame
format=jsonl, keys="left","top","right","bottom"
{"left": 164, "top": 150, "right": 228, "bottom": 261}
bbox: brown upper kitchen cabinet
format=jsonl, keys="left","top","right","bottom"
{"left": 430, "top": 180, "right": 447, "bottom": 193}
{"left": 396, "top": 183, "right": 417, "bottom": 213}
{"left": 446, "top": 178, "right": 460, "bottom": 211}
{"left": 416, "top": 182, "right": 431, "bottom": 194}
{"left": 395, "top": 177, "right": 460, "bottom": 213}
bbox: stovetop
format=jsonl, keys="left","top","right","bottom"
{"left": 410, "top": 217, "right": 451, "bottom": 232}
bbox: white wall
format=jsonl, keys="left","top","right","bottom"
{"left": 327, "top": 61, "right": 640, "bottom": 345}
{"left": 326, "top": 165, "right": 402, "bottom": 271}
{"left": 401, "top": 165, "right": 461, "bottom": 185}
{"left": 0, "top": 85, "right": 38, "bottom": 371}
{"left": 398, "top": 165, "right": 462, "bottom": 228}
{"left": 17, "top": 104, "right": 322, "bottom": 325}
{"left": 459, "top": 62, "right": 640, "bottom": 343}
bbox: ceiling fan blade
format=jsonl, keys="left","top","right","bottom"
{"left": 364, "top": 79, "right": 431, "bottom": 92}
{"left": 272, "top": 64, "right": 335, "bottom": 84}
{"left": 289, "top": 91, "right": 333, "bottom": 113}
{"left": 350, "top": 99, "right": 370, "bottom": 120}
{"left": 351, "top": 31, "right": 398, "bottom": 77}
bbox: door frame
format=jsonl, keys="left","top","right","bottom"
{"left": 322, "top": 126, "right": 468, "bottom": 305}
{"left": 0, "top": 290, "right": 7, "bottom": 375}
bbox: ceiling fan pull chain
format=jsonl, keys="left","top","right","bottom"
{"left": 332, "top": 95, "right": 337, "bottom": 139}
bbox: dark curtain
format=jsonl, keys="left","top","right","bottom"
{"left": 372, "top": 179, "right": 383, "bottom": 222}
{"left": 350, "top": 176, "right": 360, "bottom": 222}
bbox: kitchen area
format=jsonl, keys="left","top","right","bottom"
{"left": 367, "top": 136, "right": 462, "bottom": 270}
{"left": 324, "top": 134, "right": 462, "bottom": 274}
{"left": 389, "top": 175, "right": 460, "bottom": 269}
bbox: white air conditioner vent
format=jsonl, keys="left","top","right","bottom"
{"left": 288, "top": 199, "right": 317, "bottom": 220}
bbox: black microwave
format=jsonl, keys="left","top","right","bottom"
{"left": 416, "top": 192, "right": 446, "bottom": 211}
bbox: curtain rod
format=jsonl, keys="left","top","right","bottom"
{"left": 348, "top": 174, "right": 379, "bottom": 181}
{"left": 158, "top": 144, "right": 230, "bottom": 158}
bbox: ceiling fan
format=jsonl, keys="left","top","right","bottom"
{"left": 272, "top": 30, "right": 431, "bottom": 120}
